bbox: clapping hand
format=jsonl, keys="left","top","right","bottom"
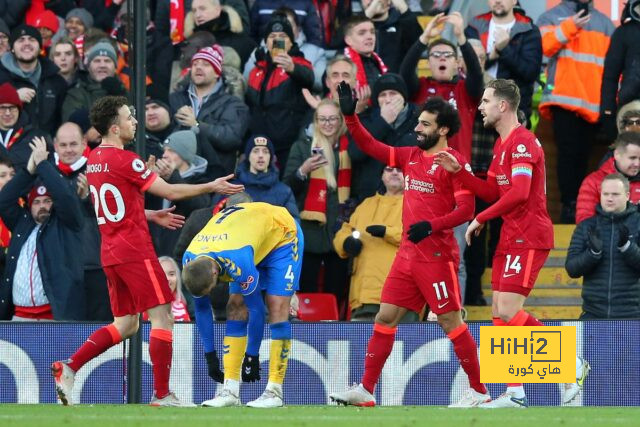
{"left": 76, "top": 173, "right": 89, "bottom": 199}
{"left": 419, "top": 13, "right": 447, "bottom": 45}
{"left": 27, "top": 136, "right": 49, "bottom": 174}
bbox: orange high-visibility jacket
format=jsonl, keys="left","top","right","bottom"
{"left": 537, "top": 1, "right": 615, "bottom": 123}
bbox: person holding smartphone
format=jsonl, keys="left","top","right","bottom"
{"left": 246, "top": 15, "right": 315, "bottom": 174}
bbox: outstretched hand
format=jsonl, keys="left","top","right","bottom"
{"left": 337, "top": 81, "right": 357, "bottom": 116}
{"left": 211, "top": 174, "right": 245, "bottom": 195}
{"left": 148, "top": 206, "right": 186, "bottom": 230}
{"left": 433, "top": 151, "right": 462, "bottom": 173}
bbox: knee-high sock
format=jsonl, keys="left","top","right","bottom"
{"left": 361, "top": 323, "right": 396, "bottom": 394}
{"left": 448, "top": 323, "right": 487, "bottom": 394}
{"left": 223, "top": 320, "right": 247, "bottom": 381}
{"left": 505, "top": 310, "right": 543, "bottom": 388}
{"left": 68, "top": 324, "right": 122, "bottom": 372}
{"left": 268, "top": 321, "right": 291, "bottom": 385}
{"left": 149, "top": 328, "right": 173, "bottom": 398}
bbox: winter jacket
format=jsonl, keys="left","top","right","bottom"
{"left": 246, "top": 46, "right": 314, "bottom": 153}
{"left": 62, "top": 72, "right": 126, "bottom": 121}
{"left": 601, "top": 18, "right": 640, "bottom": 116}
{"left": 566, "top": 203, "right": 640, "bottom": 319}
{"left": 283, "top": 135, "right": 340, "bottom": 254}
{"left": 189, "top": 7, "right": 257, "bottom": 69}
{"left": 353, "top": 103, "right": 418, "bottom": 201}
{"left": 0, "top": 54, "right": 67, "bottom": 136}
{"left": 333, "top": 192, "right": 402, "bottom": 310}
{"left": 576, "top": 157, "right": 640, "bottom": 224}
{"left": 234, "top": 160, "right": 299, "bottom": 219}
{"left": 537, "top": 0, "right": 614, "bottom": 123}
{"left": 400, "top": 39, "right": 483, "bottom": 162}
{"left": 0, "top": 115, "right": 51, "bottom": 171}
{"left": 170, "top": 78, "right": 250, "bottom": 176}
{"left": 250, "top": 0, "right": 324, "bottom": 47}
{"left": 465, "top": 11, "right": 542, "bottom": 118}
{"left": 0, "top": 161, "right": 84, "bottom": 320}
{"left": 371, "top": 8, "right": 422, "bottom": 73}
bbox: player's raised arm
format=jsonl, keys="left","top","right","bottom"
{"left": 147, "top": 174, "right": 245, "bottom": 201}
{"left": 337, "top": 81, "right": 393, "bottom": 164}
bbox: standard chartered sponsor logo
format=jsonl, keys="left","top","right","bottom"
{"left": 496, "top": 174, "right": 510, "bottom": 185}
{"left": 408, "top": 178, "right": 435, "bottom": 193}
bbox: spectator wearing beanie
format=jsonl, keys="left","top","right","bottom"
{"left": 33, "top": 10, "right": 61, "bottom": 54}
{"left": 0, "top": 25, "right": 67, "bottom": 136}
{"left": 246, "top": 15, "right": 314, "bottom": 173}
{"left": 0, "top": 136, "right": 85, "bottom": 321}
{"left": 355, "top": 73, "right": 418, "bottom": 201}
{"left": 234, "top": 135, "right": 298, "bottom": 218}
{"left": 63, "top": 8, "right": 94, "bottom": 62}
{"left": 145, "top": 98, "right": 176, "bottom": 161}
{"left": 170, "top": 44, "right": 249, "bottom": 178}
{"left": 62, "top": 40, "right": 126, "bottom": 121}
{"left": 0, "top": 82, "right": 51, "bottom": 170}
{"left": 149, "top": 130, "right": 211, "bottom": 257}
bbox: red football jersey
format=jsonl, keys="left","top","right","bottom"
{"left": 487, "top": 126, "right": 554, "bottom": 250}
{"left": 86, "top": 145, "right": 158, "bottom": 266}
{"left": 345, "top": 114, "right": 474, "bottom": 263}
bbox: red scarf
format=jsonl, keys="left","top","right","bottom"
{"left": 300, "top": 135, "right": 351, "bottom": 224}
{"left": 55, "top": 145, "right": 90, "bottom": 176}
{"left": 343, "top": 46, "right": 387, "bottom": 89}
{"left": 170, "top": 0, "right": 186, "bottom": 45}
{"left": 5, "top": 128, "right": 23, "bottom": 150}
{"left": 0, "top": 217, "right": 10, "bottom": 248}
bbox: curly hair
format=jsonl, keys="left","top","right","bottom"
{"left": 421, "top": 96, "right": 461, "bottom": 137}
{"left": 90, "top": 96, "right": 128, "bottom": 136}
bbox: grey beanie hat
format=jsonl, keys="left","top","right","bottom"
{"left": 66, "top": 8, "right": 94, "bottom": 30}
{"left": 86, "top": 41, "right": 117, "bottom": 65}
{"left": 165, "top": 130, "right": 197, "bottom": 164}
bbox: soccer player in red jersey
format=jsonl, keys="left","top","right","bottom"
{"left": 435, "top": 79, "right": 590, "bottom": 408}
{"left": 328, "top": 82, "right": 490, "bottom": 408}
{"left": 50, "top": 96, "right": 244, "bottom": 406}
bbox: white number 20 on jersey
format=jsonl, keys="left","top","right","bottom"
{"left": 89, "top": 183, "right": 126, "bottom": 224}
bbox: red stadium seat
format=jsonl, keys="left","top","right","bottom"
{"left": 296, "top": 293, "right": 339, "bottom": 321}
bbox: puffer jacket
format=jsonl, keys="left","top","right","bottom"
{"left": 235, "top": 161, "right": 299, "bottom": 219}
{"left": 566, "top": 203, "right": 640, "bottom": 319}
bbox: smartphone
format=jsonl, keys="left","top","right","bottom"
{"left": 272, "top": 38, "right": 286, "bottom": 57}
{"left": 312, "top": 147, "right": 325, "bottom": 157}
{"left": 576, "top": 2, "right": 589, "bottom": 16}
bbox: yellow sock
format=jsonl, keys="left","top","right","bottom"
{"left": 223, "top": 335, "right": 247, "bottom": 381}
{"left": 268, "top": 339, "right": 290, "bottom": 384}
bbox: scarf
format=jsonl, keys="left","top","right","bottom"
{"left": 300, "top": 135, "right": 351, "bottom": 224}
{"left": 170, "top": 0, "right": 186, "bottom": 45}
{"left": 0, "top": 217, "right": 10, "bottom": 248}
{"left": 74, "top": 35, "right": 85, "bottom": 63}
{"left": 1, "top": 128, "right": 24, "bottom": 149}
{"left": 54, "top": 145, "right": 90, "bottom": 176}
{"left": 343, "top": 46, "right": 387, "bottom": 89}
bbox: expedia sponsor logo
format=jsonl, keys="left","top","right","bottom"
{"left": 512, "top": 144, "right": 532, "bottom": 159}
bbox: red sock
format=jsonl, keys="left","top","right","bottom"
{"left": 448, "top": 324, "right": 487, "bottom": 394}
{"left": 508, "top": 310, "right": 544, "bottom": 327}
{"left": 361, "top": 323, "right": 396, "bottom": 394}
{"left": 149, "top": 329, "right": 173, "bottom": 398}
{"left": 68, "top": 324, "right": 122, "bottom": 372}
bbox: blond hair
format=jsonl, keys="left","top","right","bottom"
{"left": 312, "top": 99, "right": 347, "bottom": 190}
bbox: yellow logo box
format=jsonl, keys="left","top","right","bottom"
{"left": 479, "top": 326, "right": 576, "bottom": 383}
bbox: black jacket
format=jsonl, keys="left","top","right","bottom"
{"left": 0, "top": 161, "right": 85, "bottom": 320}
{"left": 0, "top": 114, "right": 51, "bottom": 171}
{"left": 371, "top": 9, "right": 422, "bottom": 73}
{"left": 0, "top": 56, "right": 67, "bottom": 136}
{"left": 600, "top": 19, "right": 640, "bottom": 115}
{"left": 565, "top": 203, "right": 640, "bottom": 319}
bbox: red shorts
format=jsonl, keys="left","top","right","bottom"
{"left": 104, "top": 259, "right": 173, "bottom": 317}
{"left": 381, "top": 253, "right": 462, "bottom": 315}
{"left": 491, "top": 249, "right": 550, "bottom": 296}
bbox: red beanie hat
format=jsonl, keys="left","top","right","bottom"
{"left": 0, "top": 83, "right": 22, "bottom": 110}
{"left": 28, "top": 185, "right": 51, "bottom": 207}
{"left": 191, "top": 44, "right": 224, "bottom": 76}
{"left": 33, "top": 10, "right": 60, "bottom": 34}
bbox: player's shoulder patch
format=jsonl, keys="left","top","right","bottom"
{"left": 131, "top": 158, "right": 145, "bottom": 172}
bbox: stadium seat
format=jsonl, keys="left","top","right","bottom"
{"left": 296, "top": 293, "right": 339, "bottom": 321}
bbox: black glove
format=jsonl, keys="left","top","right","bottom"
{"left": 241, "top": 353, "right": 261, "bottom": 382}
{"left": 366, "top": 225, "right": 386, "bottom": 238}
{"left": 204, "top": 351, "right": 224, "bottom": 383}
{"left": 617, "top": 224, "right": 630, "bottom": 248}
{"left": 597, "top": 113, "right": 618, "bottom": 144}
{"left": 100, "top": 76, "right": 127, "bottom": 96}
{"left": 587, "top": 227, "right": 603, "bottom": 254}
{"left": 407, "top": 221, "right": 432, "bottom": 243}
{"left": 337, "top": 81, "right": 357, "bottom": 116}
{"left": 343, "top": 235, "right": 363, "bottom": 256}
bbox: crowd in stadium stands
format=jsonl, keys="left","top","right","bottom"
{"left": 0, "top": 0, "right": 639, "bottom": 322}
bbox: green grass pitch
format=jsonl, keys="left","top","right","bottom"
{"left": 1, "top": 405, "right": 638, "bottom": 427}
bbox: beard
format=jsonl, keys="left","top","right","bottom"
{"left": 492, "top": 8, "right": 508, "bottom": 18}
{"left": 36, "top": 210, "right": 50, "bottom": 224}
{"left": 416, "top": 132, "right": 440, "bottom": 150}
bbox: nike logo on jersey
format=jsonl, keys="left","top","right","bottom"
{"left": 437, "top": 301, "right": 449, "bottom": 309}
{"left": 502, "top": 273, "right": 517, "bottom": 278}
{"left": 409, "top": 161, "right": 418, "bottom": 165}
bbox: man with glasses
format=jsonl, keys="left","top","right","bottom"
{"left": 577, "top": 131, "right": 640, "bottom": 223}
{"left": 400, "top": 12, "right": 483, "bottom": 163}
{"left": 0, "top": 82, "right": 50, "bottom": 170}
